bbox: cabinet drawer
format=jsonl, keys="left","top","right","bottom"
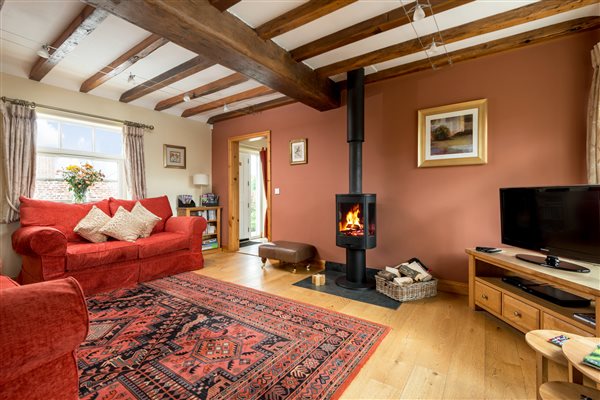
{"left": 503, "top": 294, "right": 539, "bottom": 332}
{"left": 542, "top": 313, "right": 592, "bottom": 337}
{"left": 475, "top": 281, "right": 501, "bottom": 314}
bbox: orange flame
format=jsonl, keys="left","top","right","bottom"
{"left": 339, "top": 204, "right": 363, "bottom": 232}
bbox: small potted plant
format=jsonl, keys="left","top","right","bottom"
{"left": 60, "top": 163, "right": 105, "bottom": 203}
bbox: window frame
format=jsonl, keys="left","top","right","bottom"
{"left": 34, "top": 113, "right": 127, "bottom": 201}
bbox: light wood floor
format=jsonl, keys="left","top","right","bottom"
{"left": 198, "top": 251, "right": 570, "bottom": 400}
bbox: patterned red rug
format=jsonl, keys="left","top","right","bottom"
{"left": 78, "top": 272, "right": 389, "bottom": 400}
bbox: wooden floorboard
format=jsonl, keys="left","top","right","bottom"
{"left": 198, "top": 251, "right": 548, "bottom": 399}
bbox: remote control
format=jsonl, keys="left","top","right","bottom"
{"left": 475, "top": 246, "right": 502, "bottom": 253}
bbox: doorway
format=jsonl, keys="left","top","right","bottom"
{"left": 227, "top": 131, "right": 271, "bottom": 252}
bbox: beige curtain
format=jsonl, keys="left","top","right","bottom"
{"left": 123, "top": 124, "right": 147, "bottom": 200}
{"left": 588, "top": 42, "right": 600, "bottom": 184}
{"left": 0, "top": 101, "right": 37, "bottom": 223}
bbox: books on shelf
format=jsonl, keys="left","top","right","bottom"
{"left": 202, "top": 237, "right": 218, "bottom": 251}
{"left": 190, "top": 209, "right": 217, "bottom": 221}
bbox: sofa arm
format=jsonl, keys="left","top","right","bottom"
{"left": 165, "top": 216, "right": 207, "bottom": 250}
{"left": 12, "top": 226, "right": 67, "bottom": 257}
{"left": 0, "top": 277, "right": 89, "bottom": 385}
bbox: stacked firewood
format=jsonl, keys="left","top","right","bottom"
{"left": 376, "top": 259, "right": 433, "bottom": 287}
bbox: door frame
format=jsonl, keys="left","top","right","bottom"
{"left": 227, "top": 130, "right": 271, "bottom": 252}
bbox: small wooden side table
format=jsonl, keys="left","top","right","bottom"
{"left": 562, "top": 337, "right": 600, "bottom": 389}
{"left": 526, "top": 330, "right": 584, "bottom": 400}
{"left": 539, "top": 381, "right": 600, "bottom": 400}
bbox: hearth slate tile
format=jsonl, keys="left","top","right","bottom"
{"left": 293, "top": 266, "right": 400, "bottom": 310}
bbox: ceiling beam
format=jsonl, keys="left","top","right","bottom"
{"left": 207, "top": 96, "right": 296, "bottom": 124}
{"left": 255, "top": 0, "right": 356, "bottom": 40}
{"left": 362, "top": 16, "right": 600, "bottom": 85}
{"left": 291, "top": 0, "right": 472, "bottom": 62}
{"left": 119, "top": 56, "right": 215, "bottom": 103}
{"left": 82, "top": 0, "right": 340, "bottom": 111}
{"left": 209, "top": 0, "right": 240, "bottom": 12}
{"left": 29, "top": 5, "right": 108, "bottom": 81}
{"left": 80, "top": 34, "right": 168, "bottom": 93}
{"left": 155, "top": 72, "right": 248, "bottom": 111}
{"left": 181, "top": 86, "right": 276, "bottom": 118}
{"left": 317, "top": 0, "right": 597, "bottom": 78}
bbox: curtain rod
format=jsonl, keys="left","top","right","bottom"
{"left": 1, "top": 96, "right": 154, "bottom": 130}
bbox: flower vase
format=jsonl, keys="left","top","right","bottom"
{"left": 72, "top": 189, "right": 88, "bottom": 203}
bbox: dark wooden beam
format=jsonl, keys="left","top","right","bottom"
{"left": 209, "top": 0, "right": 240, "bottom": 12}
{"left": 29, "top": 5, "right": 108, "bottom": 81}
{"left": 317, "top": 0, "right": 597, "bottom": 78}
{"left": 207, "top": 96, "right": 296, "bottom": 124}
{"left": 362, "top": 17, "right": 600, "bottom": 85}
{"left": 80, "top": 34, "right": 168, "bottom": 93}
{"left": 181, "top": 86, "right": 276, "bottom": 117}
{"left": 82, "top": 0, "right": 339, "bottom": 111}
{"left": 120, "top": 56, "right": 214, "bottom": 103}
{"left": 291, "top": 0, "right": 472, "bottom": 62}
{"left": 155, "top": 72, "right": 248, "bottom": 111}
{"left": 256, "top": 0, "right": 356, "bottom": 40}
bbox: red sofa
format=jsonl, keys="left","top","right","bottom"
{"left": 12, "top": 196, "right": 207, "bottom": 294}
{"left": 0, "top": 276, "right": 88, "bottom": 400}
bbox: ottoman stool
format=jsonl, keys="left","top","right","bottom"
{"left": 258, "top": 241, "right": 316, "bottom": 273}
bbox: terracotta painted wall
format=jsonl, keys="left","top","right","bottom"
{"left": 212, "top": 31, "right": 599, "bottom": 283}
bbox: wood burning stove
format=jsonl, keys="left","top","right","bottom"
{"left": 335, "top": 68, "right": 376, "bottom": 290}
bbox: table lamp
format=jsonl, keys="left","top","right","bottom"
{"left": 193, "top": 173, "right": 209, "bottom": 205}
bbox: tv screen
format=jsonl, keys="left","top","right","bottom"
{"left": 500, "top": 185, "right": 600, "bottom": 264}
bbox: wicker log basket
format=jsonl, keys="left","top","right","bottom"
{"left": 375, "top": 258, "right": 437, "bottom": 302}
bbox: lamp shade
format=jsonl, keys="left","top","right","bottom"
{"left": 193, "top": 173, "right": 209, "bottom": 185}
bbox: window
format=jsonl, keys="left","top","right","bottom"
{"left": 34, "top": 114, "right": 125, "bottom": 202}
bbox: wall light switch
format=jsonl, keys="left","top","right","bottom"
{"left": 274, "top": 188, "right": 280, "bottom": 195}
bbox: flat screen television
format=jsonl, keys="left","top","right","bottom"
{"left": 500, "top": 185, "right": 600, "bottom": 272}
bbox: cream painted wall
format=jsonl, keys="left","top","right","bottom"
{"left": 0, "top": 73, "right": 212, "bottom": 277}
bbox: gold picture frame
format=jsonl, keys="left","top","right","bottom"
{"left": 418, "top": 99, "right": 487, "bottom": 168}
{"left": 163, "top": 144, "right": 186, "bottom": 169}
{"left": 289, "top": 138, "right": 307, "bottom": 165}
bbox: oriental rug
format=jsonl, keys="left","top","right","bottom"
{"left": 78, "top": 272, "right": 389, "bottom": 400}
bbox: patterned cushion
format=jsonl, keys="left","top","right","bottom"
{"left": 74, "top": 206, "right": 111, "bottom": 243}
{"left": 108, "top": 196, "right": 172, "bottom": 234}
{"left": 99, "top": 206, "right": 145, "bottom": 242}
{"left": 130, "top": 202, "right": 162, "bottom": 238}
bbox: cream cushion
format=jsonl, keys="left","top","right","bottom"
{"left": 74, "top": 205, "right": 111, "bottom": 243}
{"left": 99, "top": 206, "right": 146, "bottom": 242}
{"left": 130, "top": 202, "right": 162, "bottom": 238}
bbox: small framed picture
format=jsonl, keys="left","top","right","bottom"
{"left": 417, "top": 99, "right": 487, "bottom": 168}
{"left": 290, "top": 138, "right": 307, "bottom": 165}
{"left": 163, "top": 144, "right": 186, "bottom": 169}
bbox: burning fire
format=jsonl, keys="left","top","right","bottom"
{"left": 339, "top": 204, "right": 364, "bottom": 236}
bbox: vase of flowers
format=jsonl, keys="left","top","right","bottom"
{"left": 60, "top": 163, "right": 105, "bottom": 203}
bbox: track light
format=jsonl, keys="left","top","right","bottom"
{"left": 413, "top": 2, "right": 426, "bottom": 21}
{"left": 183, "top": 93, "right": 191, "bottom": 102}
{"left": 127, "top": 73, "right": 136, "bottom": 84}
{"left": 427, "top": 40, "right": 439, "bottom": 54}
{"left": 223, "top": 103, "right": 229, "bottom": 112}
{"left": 37, "top": 44, "right": 50, "bottom": 59}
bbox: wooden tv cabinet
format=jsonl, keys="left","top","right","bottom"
{"left": 466, "top": 248, "right": 599, "bottom": 337}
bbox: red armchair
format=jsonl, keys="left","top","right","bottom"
{"left": 0, "top": 276, "right": 88, "bottom": 400}
{"left": 12, "top": 196, "right": 207, "bottom": 294}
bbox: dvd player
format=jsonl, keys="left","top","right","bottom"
{"left": 501, "top": 276, "right": 591, "bottom": 308}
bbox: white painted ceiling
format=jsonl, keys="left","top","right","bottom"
{"left": 1, "top": 0, "right": 598, "bottom": 124}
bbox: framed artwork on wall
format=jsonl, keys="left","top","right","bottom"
{"left": 290, "top": 138, "right": 307, "bottom": 165}
{"left": 163, "top": 144, "right": 186, "bottom": 169}
{"left": 417, "top": 99, "right": 487, "bottom": 168}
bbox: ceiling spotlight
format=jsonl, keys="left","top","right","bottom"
{"left": 427, "top": 40, "right": 439, "bottom": 54}
{"left": 127, "top": 73, "right": 136, "bottom": 84}
{"left": 183, "top": 93, "right": 191, "bottom": 102}
{"left": 413, "top": 2, "right": 426, "bottom": 21}
{"left": 36, "top": 44, "right": 50, "bottom": 59}
{"left": 223, "top": 103, "right": 229, "bottom": 112}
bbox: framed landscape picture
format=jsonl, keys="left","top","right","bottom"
{"left": 163, "top": 144, "right": 186, "bottom": 169}
{"left": 290, "top": 138, "right": 307, "bottom": 165}
{"left": 417, "top": 99, "right": 487, "bottom": 168}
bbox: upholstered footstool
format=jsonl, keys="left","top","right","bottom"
{"left": 258, "top": 241, "right": 316, "bottom": 273}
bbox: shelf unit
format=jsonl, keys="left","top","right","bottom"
{"left": 178, "top": 206, "right": 222, "bottom": 254}
{"left": 467, "top": 247, "right": 599, "bottom": 337}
